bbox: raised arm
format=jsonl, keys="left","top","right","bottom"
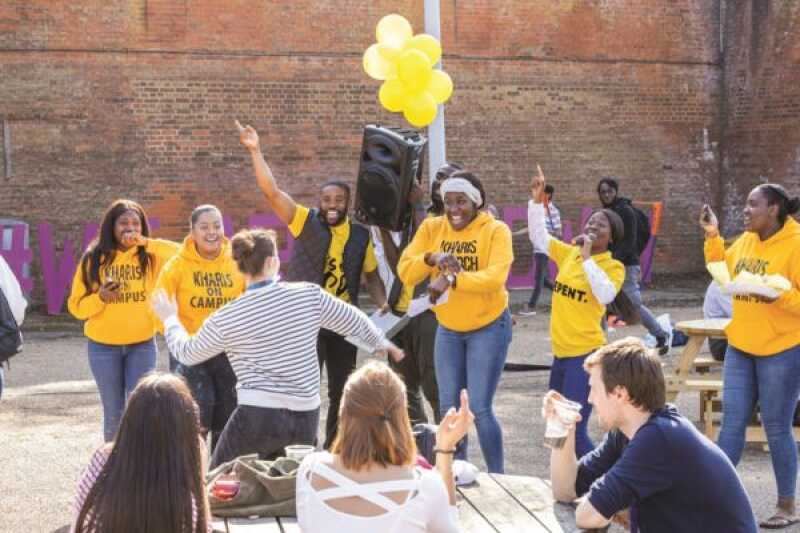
{"left": 699, "top": 204, "right": 726, "bottom": 263}
{"left": 236, "top": 120, "right": 297, "bottom": 225}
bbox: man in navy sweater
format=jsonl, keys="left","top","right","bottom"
{"left": 547, "top": 337, "right": 757, "bottom": 533}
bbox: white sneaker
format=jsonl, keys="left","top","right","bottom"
{"left": 517, "top": 308, "right": 537, "bottom": 316}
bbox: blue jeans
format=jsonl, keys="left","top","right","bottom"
{"left": 435, "top": 310, "right": 512, "bottom": 473}
{"left": 528, "top": 253, "right": 554, "bottom": 308}
{"left": 549, "top": 354, "right": 594, "bottom": 457}
{"left": 717, "top": 344, "right": 800, "bottom": 498}
{"left": 622, "top": 265, "right": 666, "bottom": 339}
{"left": 88, "top": 338, "right": 158, "bottom": 441}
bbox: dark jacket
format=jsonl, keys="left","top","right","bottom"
{"left": 607, "top": 197, "right": 639, "bottom": 267}
{"left": 286, "top": 208, "right": 370, "bottom": 305}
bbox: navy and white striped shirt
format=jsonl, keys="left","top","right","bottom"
{"left": 164, "top": 281, "right": 384, "bottom": 411}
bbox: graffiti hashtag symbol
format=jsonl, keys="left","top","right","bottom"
{"left": 0, "top": 224, "right": 33, "bottom": 293}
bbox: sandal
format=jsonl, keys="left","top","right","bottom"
{"left": 760, "top": 513, "right": 800, "bottom": 529}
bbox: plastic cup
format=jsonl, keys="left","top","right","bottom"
{"left": 543, "top": 397, "right": 583, "bottom": 450}
{"left": 212, "top": 475, "right": 240, "bottom": 501}
{"left": 284, "top": 444, "right": 315, "bottom": 461}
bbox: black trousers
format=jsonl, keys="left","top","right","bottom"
{"left": 317, "top": 328, "right": 357, "bottom": 449}
{"left": 390, "top": 310, "right": 440, "bottom": 425}
{"left": 172, "top": 353, "right": 238, "bottom": 453}
{"left": 210, "top": 404, "right": 319, "bottom": 469}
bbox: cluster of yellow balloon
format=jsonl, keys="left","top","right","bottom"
{"left": 363, "top": 14, "right": 454, "bottom": 128}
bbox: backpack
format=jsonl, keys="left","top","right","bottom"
{"left": 630, "top": 204, "right": 652, "bottom": 256}
{"left": 0, "top": 287, "right": 22, "bottom": 364}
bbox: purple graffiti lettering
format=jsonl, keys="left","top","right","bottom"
{"left": 38, "top": 222, "right": 86, "bottom": 315}
{"left": 0, "top": 225, "right": 34, "bottom": 293}
{"left": 501, "top": 205, "right": 532, "bottom": 288}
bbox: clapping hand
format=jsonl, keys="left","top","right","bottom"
{"left": 150, "top": 289, "right": 178, "bottom": 322}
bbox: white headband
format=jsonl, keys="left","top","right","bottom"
{"left": 440, "top": 178, "right": 482, "bottom": 207}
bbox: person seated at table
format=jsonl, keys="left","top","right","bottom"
{"left": 547, "top": 337, "right": 757, "bottom": 533}
{"left": 296, "top": 361, "right": 469, "bottom": 533}
{"left": 152, "top": 228, "right": 403, "bottom": 469}
{"left": 72, "top": 373, "right": 211, "bottom": 533}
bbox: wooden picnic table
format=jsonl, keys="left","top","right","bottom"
{"left": 665, "top": 318, "right": 729, "bottom": 401}
{"left": 664, "top": 318, "right": 800, "bottom": 445}
{"left": 213, "top": 473, "right": 581, "bottom": 532}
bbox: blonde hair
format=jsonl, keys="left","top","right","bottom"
{"left": 330, "top": 361, "right": 417, "bottom": 471}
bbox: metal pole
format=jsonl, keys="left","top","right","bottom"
{"left": 424, "top": 0, "right": 446, "bottom": 186}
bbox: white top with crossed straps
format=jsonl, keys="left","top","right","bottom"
{"left": 296, "top": 451, "right": 459, "bottom": 533}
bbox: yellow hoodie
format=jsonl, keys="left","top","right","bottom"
{"left": 705, "top": 217, "right": 800, "bottom": 355}
{"left": 155, "top": 236, "right": 245, "bottom": 334}
{"left": 68, "top": 239, "right": 179, "bottom": 345}
{"left": 398, "top": 211, "right": 513, "bottom": 332}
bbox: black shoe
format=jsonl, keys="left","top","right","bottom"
{"left": 655, "top": 336, "right": 669, "bottom": 356}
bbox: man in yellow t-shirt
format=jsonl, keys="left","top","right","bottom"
{"left": 237, "top": 121, "right": 388, "bottom": 449}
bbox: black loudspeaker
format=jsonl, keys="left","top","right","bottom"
{"left": 354, "top": 125, "right": 427, "bottom": 231}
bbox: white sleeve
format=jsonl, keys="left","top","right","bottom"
{"left": 527, "top": 201, "right": 552, "bottom": 257}
{"left": 0, "top": 255, "right": 26, "bottom": 325}
{"left": 582, "top": 259, "right": 618, "bottom": 305}
{"left": 423, "top": 471, "right": 460, "bottom": 533}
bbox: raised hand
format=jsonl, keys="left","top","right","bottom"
{"left": 699, "top": 204, "right": 719, "bottom": 236}
{"left": 531, "top": 164, "right": 546, "bottom": 204}
{"left": 150, "top": 289, "right": 178, "bottom": 322}
{"left": 235, "top": 120, "right": 260, "bottom": 152}
{"left": 436, "top": 389, "right": 474, "bottom": 451}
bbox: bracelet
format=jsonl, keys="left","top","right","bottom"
{"left": 433, "top": 448, "right": 456, "bottom": 454}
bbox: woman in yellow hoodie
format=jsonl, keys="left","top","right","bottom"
{"left": 701, "top": 184, "right": 800, "bottom": 529}
{"left": 68, "top": 199, "right": 179, "bottom": 441}
{"left": 155, "top": 205, "right": 245, "bottom": 450}
{"left": 529, "top": 168, "right": 625, "bottom": 457}
{"left": 398, "top": 171, "right": 513, "bottom": 473}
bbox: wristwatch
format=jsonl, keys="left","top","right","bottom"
{"left": 444, "top": 272, "right": 456, "bottom": 285}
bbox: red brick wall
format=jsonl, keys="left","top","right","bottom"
{"left": 0, "top": 1, "right": 726, "bottom": 308}
{"left": 720, "top": 0, "right": 800, "bottom": 233}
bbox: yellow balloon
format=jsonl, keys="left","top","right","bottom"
{"left": 397, "top": 49, "right": 432, "bottom": 93}
{"left": 376, "top": 14, "right": 413, "bottom": 49}
{"left": 407, "top": 34, "right": 442, "bottom": 65}
{"left": 427, "top": 70, "right": 453, "bottom": 104}
{"left": 379, "top": 79, "right": 408, "bottom": 113}
{"left": 377, "top": 43, "right": 404, "bottom": 62}
{"left": 403, "top": 91, "right": 437, "bottom": 128}
{"left": 363, "top": 43, "right": 397, "bottom": 81}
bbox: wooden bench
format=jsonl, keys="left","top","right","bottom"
{"left": 685, "top": 378, "right": 800, "bottom": 444}
{"left": 214, "top": 473, "right": 580, "bottom": 532}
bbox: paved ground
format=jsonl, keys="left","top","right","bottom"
{"left": 0, "top": 287, "right": 797, "bottom": 532}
